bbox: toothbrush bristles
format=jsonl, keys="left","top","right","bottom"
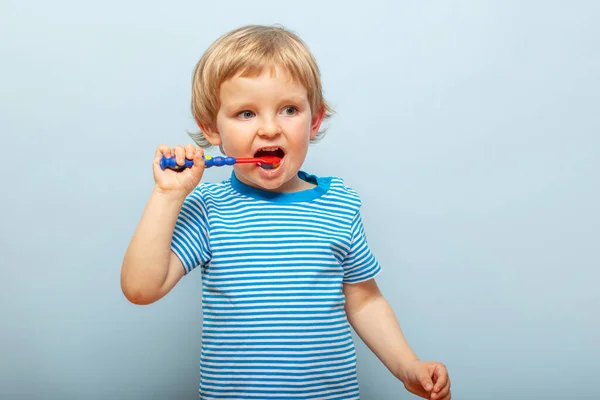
{"left": 258, "top": 162, "right": 280, "bottom": 170}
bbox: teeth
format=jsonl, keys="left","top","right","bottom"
{"left": 260, "top": 147, "right": 280, "bottom": 152}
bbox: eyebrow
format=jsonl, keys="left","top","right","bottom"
{"left": 279, "top": 96, "right": 306, "bottom": 105}
{"left": 223, "top": 101, "right": 256, "bottom": 111}
{"left": 224, "top": 97, "right": 307, "bottom": 111}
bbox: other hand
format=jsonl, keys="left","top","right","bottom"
{"left": 400, "top": 360, "right": 451, "bottom": 400}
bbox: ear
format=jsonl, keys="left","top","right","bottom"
{"left": 199, "top": 123, "right": 222, "bottom": 146}
{"left": 309, "top": 107, "right": 326, "bottom": 140}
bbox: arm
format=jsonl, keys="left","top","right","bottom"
{"left": 120, "top": 190, "right": 186, "bottom": 305}
{"left": 120, "top": 144, "right": 205, "bottom": 305}
{"left": 344, "top": 279, "right": 418, "bottom": 378}
{"left": 344, "top": 279, "right": 451, "bottom": 399}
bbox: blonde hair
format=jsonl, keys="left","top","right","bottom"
{"left": 189, "top": 24, "right": 334, "bottom": 149}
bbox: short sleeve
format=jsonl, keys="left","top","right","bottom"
{"left": 341, "top": 211, "right": 382, "bottom": 283}
{"left": 170, "top": 188, "right": 211, "bottom": 274}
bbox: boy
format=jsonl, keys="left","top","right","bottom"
{"left": 121, "top": 24, "right": 451, "bottom": 400}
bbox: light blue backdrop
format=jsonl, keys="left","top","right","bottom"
{"left": 1, "top": 1, "right": 598, "bottom": 399}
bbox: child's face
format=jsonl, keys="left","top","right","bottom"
{"left": 206, "top": 68, "right": 324, "bottom": 192}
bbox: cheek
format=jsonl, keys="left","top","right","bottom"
{"left": 287, "top": 118, "right": 312, "bottom": 138}
{"left": 218, "top": 120, "right": 255, "bottom": 152}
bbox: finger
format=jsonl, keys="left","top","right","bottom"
{"left": 404, "top": 385, "right": 428, "bottom": 399}
{"left": 184, "top": 144, "right": 196, "bottom": 160}
{"left": 174, "top": 145, "right": 186, "bottom": 166}
{"left": 432, "top": 364, "right": 449, "bottom": 392}
{"left": 155, "top": 144, "right": 171, "bottom": 161}
{"left": 189, "top": 147, "right": 205, "bottom": 181}
{"left": 418, "top": 370, "right": 434, "bottom": 393}
{"left": 192, "top": 147, "right": 204, "bottom": 166}
{"left": 431, "top": 385, "right": 450, "bottom": 400}
{"left": 154, "top": 144, "right": 174, "bottom": 169}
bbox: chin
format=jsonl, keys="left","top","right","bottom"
{"left": 256, "top": 170, "right": 298, "bottom": 192}
{"left": 258, "top": 180, "right": 287, "bottom": 191}
{"left": 239, "top": 162, "right": 301, "bottom": 192}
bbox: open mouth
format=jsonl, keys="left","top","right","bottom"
{"left": 254, "top": 147, "right": 285, "bottom": 169}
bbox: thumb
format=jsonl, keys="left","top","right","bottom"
{"left": 418, "top": 369, "right": 434, "bottom": 392}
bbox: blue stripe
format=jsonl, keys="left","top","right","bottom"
{"left": 203, "top": 286, "right": 342, "bottom": 293}
{"left": 203, "top": 307, "right": 344, "bottom": 314}
{"left": 199, "top": 357, "right": 357, "bottom": 369}
{"left": 205, "top": 271, "right": 343, "bottom": 279}
{"left": 203, "top": 338, "right": 351, "bottom": 347}
{"left": 203, "top": 344, "right": 352, "bottom": 353}
{"left": 200, "top": 377, "right": 357, "bottom": 389}
{"left": 202, "top": 331, "right": 350, "bottom": 340}
{"left": 201, "top": 348, "right": 354, "bottom": 359}
{"left": 199, "top": 387, "right": 359, "bottom": 400}
{"left": 203, "top": 299, "right": 345, "bottom": 305}
{"left": 202, "top": 292, "right": 344, "bottom": 300}
{"left": 200, "top": 365, "right": 356, "bottom": 377}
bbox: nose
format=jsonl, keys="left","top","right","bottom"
{"left": 257, "top": 116, "right": 282, "bottom": 138}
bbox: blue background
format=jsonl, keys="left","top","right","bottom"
{"left": 1, "top": 1, "right": 598, "bottom": 399}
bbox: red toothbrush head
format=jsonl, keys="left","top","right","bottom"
{"left": 255, "top": 156, "right": 281, "bottom": 169}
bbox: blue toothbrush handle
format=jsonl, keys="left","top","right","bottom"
{"left": 159, "top": 156, "right": 194, "bottom": 170}
{"left": 159, "top": 155, "right": 236, "bottom": 170}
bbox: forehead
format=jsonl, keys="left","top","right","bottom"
{"left": 234, "top": 63, "right": 302, "bottom": 86}
{"left": 220, "top": 67, "right": 308, "bottom": 102}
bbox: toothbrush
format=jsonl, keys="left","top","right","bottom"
{"left": 160, "top": 155, "right": 281, "bottom": 171}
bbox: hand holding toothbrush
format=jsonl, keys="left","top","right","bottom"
{"left": 153, "top": 144, "right": 205, "bottom": 199}
{"left": 153, "top": 144, "right": 281, "bottom": 199}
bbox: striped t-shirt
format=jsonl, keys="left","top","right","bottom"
{"left": 171, "top": 170, "right": 382, "bottom": 400}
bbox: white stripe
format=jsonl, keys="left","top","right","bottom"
{"left": 203, "top": 315, "right": 347, "bottom": 323}
{"left": 210, "top": 230, "right": 349, "bottom": 241}
{"left": 202, "top": 321, "right": 348, "bottom": 332}
{"left": 202, "top": 347, "right": 355, "bottom": 362}
{"left": 202, "top": 327, "right": 349, "bottom": 337}
{"left": 202, "top": 333, "right": 351, "bottom": 343}
{"left": 203, "top": 283, "right": 341, "bottom": 291}
{"left": 203, "top": 277, "right": 342, "bottom": 285}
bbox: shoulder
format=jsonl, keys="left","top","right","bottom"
{"left": 191, "top": 177, "right": 236, "bottom": 195}
{"left": 185, "top": 178, "right": 236, "bottom": 207}
{"left": 313, "top": 173, "right": 363, "bottom": 210}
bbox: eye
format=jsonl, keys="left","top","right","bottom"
{"left": 282, "top": 106, "right": 298, "bottom": 116}
{"left": 237, "top": 110, "right": 255, "bottom": 119}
